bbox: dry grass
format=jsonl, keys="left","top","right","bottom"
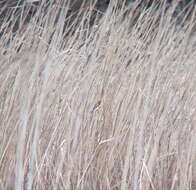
{"left": 0, "top": 1, "right": 196, "bottom": 189}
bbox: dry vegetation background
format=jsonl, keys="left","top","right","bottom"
{"left": 0, "top": 0, "right": 196, "bottom": 189}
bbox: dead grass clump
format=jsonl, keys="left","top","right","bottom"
{"left": 0, "top": 1, "right": 196, "bottom": 189}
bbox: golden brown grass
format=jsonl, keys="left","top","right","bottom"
{"left": 0, "top": 1, "right": 196, "bottom": 189}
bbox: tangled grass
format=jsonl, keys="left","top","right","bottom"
{"left": 0, "top": 0, "right": 196, "bottom": 189}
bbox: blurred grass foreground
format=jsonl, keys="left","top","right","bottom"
{"left": 0, "top": 0, "right": 196, "bottom": 189}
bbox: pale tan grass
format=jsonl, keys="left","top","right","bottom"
{"left": 0, "top": 1, "right": 196, "bottom": 190}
